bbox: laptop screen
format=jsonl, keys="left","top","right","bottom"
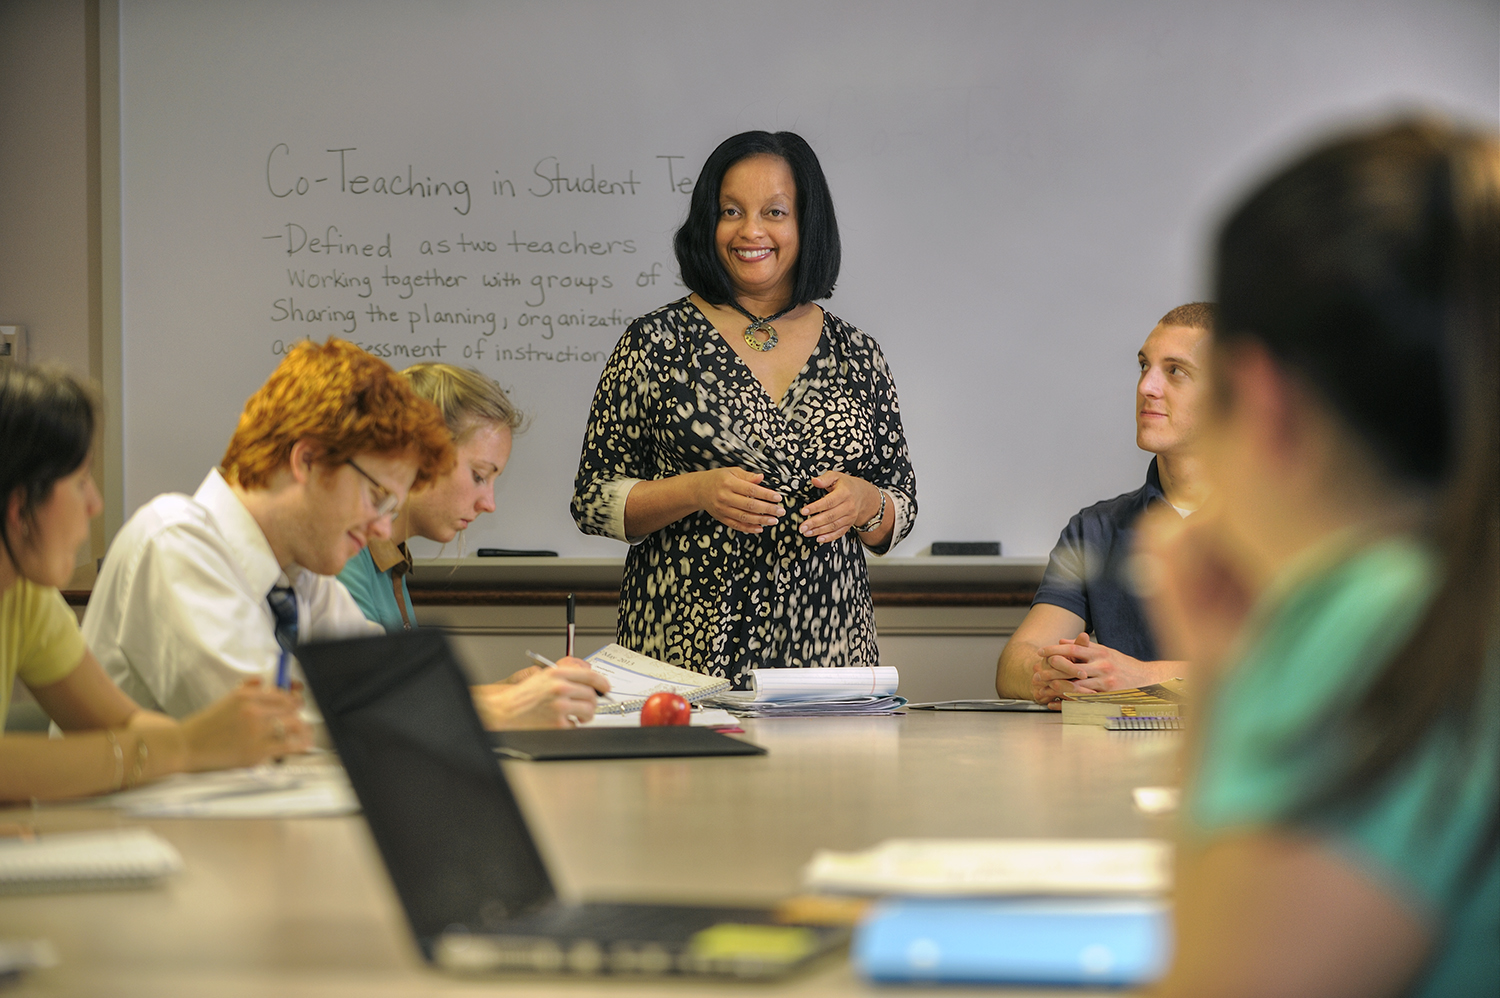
{"left": 296, "top": 630, "right": 557, "bottom": 952}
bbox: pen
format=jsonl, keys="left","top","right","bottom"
{"left": 566, "top": 592, "right": 575, "bottom": 659}
{"left": 275, "top": 650, "right": 291, "bottom": 691}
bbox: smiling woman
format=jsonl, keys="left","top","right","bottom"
{"left": 572, "top": 131, "right": 919, "bottom": 688}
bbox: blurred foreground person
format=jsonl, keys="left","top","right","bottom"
{"left": 1142, "top": 120, "right": 1497, "bottom": 997}
{"left": 1, "top": 366, "right": 307, "bottom": 801}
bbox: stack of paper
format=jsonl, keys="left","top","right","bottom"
{"left": 704, "top": 667, "right": 906, "bottom": 717}
{"left": 804, "top": 839, "right": 1171, "bottom": 896}
{"left": 81, "top": 762, "right": 358, "bottom": 818}
{"left": 907, "top": 699, "right": 1050, "bottom": 712}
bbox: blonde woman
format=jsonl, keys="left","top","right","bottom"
{"left": 338, "top": 364, "right": 608, "bottom": 728}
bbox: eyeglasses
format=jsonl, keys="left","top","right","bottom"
{"left": 345, "top": 458, "right": 401, "bottom": 518}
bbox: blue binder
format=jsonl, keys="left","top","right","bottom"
{"left": 853, "top": 897, "right": 1170, "bottom": 987}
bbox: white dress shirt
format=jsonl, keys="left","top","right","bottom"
{"left": 83, "top": 469, "right": 381, "bottom": 718}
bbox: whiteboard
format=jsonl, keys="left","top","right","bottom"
{"left": 115, "top": 0, "right": 1498, "bottom": 558}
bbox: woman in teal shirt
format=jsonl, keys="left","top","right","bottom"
{"left": 338, "top": 364, "right": 608, "bottom": 727}
{"left": 1140, "top": 120, "right": 1498, "bottom": 996}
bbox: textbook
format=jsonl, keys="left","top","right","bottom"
{"left": 705, "top": 667, "right": 906, "bottom": 716}
{"left": 1061, "top": 679, "right": 1188, "bottom": 705}
{"left": 803, "top": 838, "right": 1171, "bottom": 897}
{"left": 584, "top": 644, "right": 732, "bottom": 714}
{"left": 1060, "top": 679, "right": 1188, "bottom": 726}
{"left": 0, "top": 828, "right": 183, "bottom": 894}
{"left": 853, "top": 897, "right": 1170, "bottom": 987}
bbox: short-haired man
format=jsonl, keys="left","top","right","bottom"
{"left": 996, "top": 304, "right": 1214, "bottom": 705}
{"left": 84, "top": 339, "right": 458, "bottom": 717}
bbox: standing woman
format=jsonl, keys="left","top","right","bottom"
{"left": 1, "top": 366, "right": 308, "bottom": 800}
{"left": 1142, "top": 120, "right": 1498, "bottom": 995}
{"left": 338, "top": 363, "right": 609, "bottom": 728}
{"left": 573, "top": 131, "right": 917, "bottom": 687}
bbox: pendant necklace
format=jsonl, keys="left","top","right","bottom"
{"left": 727, "top": 299, "right": 798, "bottom": 352}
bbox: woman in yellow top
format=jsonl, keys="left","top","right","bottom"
{"left": 1, "top": 365, "right": 307, "bottom": 801}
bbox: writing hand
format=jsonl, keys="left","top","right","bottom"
{"left": 181, "top": 678, "right": 311, "bottom": 770}
{"left": 472, "top": 658, "right": 612, "bottom": 730}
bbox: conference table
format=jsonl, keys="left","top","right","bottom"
{"left": 1, "top": 710, "right": 1179, "bottom": 997}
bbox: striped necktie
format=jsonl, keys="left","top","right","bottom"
{"left": 266, "top": 585, "right": 299, "bottom": 654}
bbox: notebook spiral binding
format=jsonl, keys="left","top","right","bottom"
{"left": 1104, "top": 715, "right": 1182, "bottom": 731}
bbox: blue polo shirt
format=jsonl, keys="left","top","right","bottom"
{"left": 1031, "top": 458, "right": 1166, "bottom": 661}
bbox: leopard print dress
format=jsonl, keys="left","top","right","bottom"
{"left": 572, "top": 298, "right": 917, "bottom": 689}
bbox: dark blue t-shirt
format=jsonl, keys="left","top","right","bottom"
{"left": 1031, "top": 458, "right": 1167, "bottom": 662}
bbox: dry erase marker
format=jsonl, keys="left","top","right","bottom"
{"left": 566, "top": 592, "right": 576, "bottom": 659}
{"left": 275, "top": 650, "right": 291, "bottom": 691}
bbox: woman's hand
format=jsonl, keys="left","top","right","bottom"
{"left": 691, "top": 467, "right": 785, "bottom": 533}
{"left": 179, "top": 678, "right": 311, "bottom": 771}
{"left": 800, "top": 471, "right": 883, "bottom": 543}
{"left": 472, "top": 658, "right": 612, "bottom": 729}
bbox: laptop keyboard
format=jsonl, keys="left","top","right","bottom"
{"left": 506, "top": 901, "right": 770, "bottom": 943}
{"left": 433, "top": 901, "right": 844, "bottom": 978}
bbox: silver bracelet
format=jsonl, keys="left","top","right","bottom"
{"left": 854, "top": 490, "right": 888, "bottom": 533}
{"left": 103, "top": 729, "right": 125, "bottom": 791}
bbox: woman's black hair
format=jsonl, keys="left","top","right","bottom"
{"left": 0, "top": 366, "right": 96, "bottom": 568}
{"left": 1215, "top": 119, "right": 1499, "bottom": 816}
{"left": 674, "top": 131, "right": 841, "bottom": 306}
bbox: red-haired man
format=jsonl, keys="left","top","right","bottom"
{"left": 85, "top": 340, "right": 446, "bottom": 716}
{"left": 88, "top": 339, "right": 609, "bottom": 728}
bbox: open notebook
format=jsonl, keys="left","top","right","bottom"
{"left": 583, "top": 644, "right": 731, "bottom": 714}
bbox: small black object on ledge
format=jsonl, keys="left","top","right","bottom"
{"left": 930, "top": 542, "right": 1002, "bottom": 556}
{"left": 477, "top": 548, "right": 560, "bottom": 557}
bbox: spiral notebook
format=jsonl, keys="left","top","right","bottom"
{"left": 583, "top": 644, "right": 731, "bottom": 714}
{"left": 0, "top": 827, "right": 183, "bottom": 894}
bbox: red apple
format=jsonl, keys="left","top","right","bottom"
{"left": 640, "top": 692, "right": 691, "bottom": 726}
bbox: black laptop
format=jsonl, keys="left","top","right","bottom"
{"left": 296, "top": 630, "right": 846, "bottom": 978}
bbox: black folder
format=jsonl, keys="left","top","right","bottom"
{"left": 489, "top": 726, "right": 767, "bottom": 761}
